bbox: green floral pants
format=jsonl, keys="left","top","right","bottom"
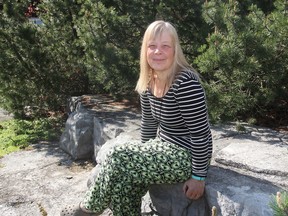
{"left": 83, "top": 138, "right": 192, "bottom": 216}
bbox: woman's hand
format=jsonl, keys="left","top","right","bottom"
{"left": 182, "top": 178, "right": 205, "bottom": 200}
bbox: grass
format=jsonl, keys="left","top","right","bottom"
{"left": 270, "top": 191, "right": 288, "bottom": 216}
{"left": 0, "top": 117, "right": 64, "bottom": 158}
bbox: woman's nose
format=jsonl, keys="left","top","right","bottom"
{"left": 154, "top": 47, "right": 162, "bottom": 54}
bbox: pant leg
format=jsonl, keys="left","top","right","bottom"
{"left": 110, "top": 180, "right": 147, "bottom": 216}
{"left": 83, "top": 138, "right": 192, "bottom": 216}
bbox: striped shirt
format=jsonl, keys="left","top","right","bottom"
{"left": 140, "top": 70, "right": 213, "bottom": 177}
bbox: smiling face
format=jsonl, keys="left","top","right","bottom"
{"left": 146, "top": 31, "right": 175, "bottom": 74}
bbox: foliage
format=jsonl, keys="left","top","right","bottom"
{"left": 73, "top": 0, "right": 141, "bottom": 95}
{"left": 196, "top": 0, "right": 288, "bottom": 123}
{"left": 1, "top": 0, "right": 209, "bottom": 117}
{"left": 73, "top": 0, "right": 209, "bottom": 96}
{"left": 0, "top": 0, "right": 287, "bottom": 126}
{"left": 0, "top": 117, "right": 63, "bottom": 157}
{"left": 0, "top": 0, "right": 88, "bottom": 118}
{"left": 270, "top": 191, "right": 288, "bottom": 216}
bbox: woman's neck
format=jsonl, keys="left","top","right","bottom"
{"left": 153, "top": 70, "right": 168, "bottom": 82}
{"left": 152, "top": 71, "right": 168, "bottom": 98}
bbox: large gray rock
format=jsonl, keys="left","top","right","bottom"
{"left": 149, "top": 183, "right": 209, "bottom": 216}
{"left": 60, "top": 95, "right": 141, "bottom": 161}
{"left": 209, "top": 124, "right": 288, "bottom": 216}
{"left": 206, "top": 166, "right": 279, "bottom": 216}
{"left": 60, "top": 111, "right": 95, "bottom": 159}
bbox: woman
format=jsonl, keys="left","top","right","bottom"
{"left": 60, "top": 20, "right": 213, "bottom": 216}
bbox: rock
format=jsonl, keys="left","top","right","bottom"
{"left": 206, "top": 166, "right": 278, "bottom": 216}
{"left": 216, "top": 141, "right": 288, "bottom": 176}
{"left": 60, "top": 95, "right": 141, "bottom": 160}
{"left": 60, "top": 111, "right": 95, "bottom": 159}
{"left": 149, "top": 183, "right": 209, "bottom": 216}
{"left": 209, "top": 123, "right": 288, "bottom": 216}
{"left": 0, "top": 142, "right": 94, "bottom": 216}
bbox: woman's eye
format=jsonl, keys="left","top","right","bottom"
{"left": 148, "top": 44, "right": 156, "bottom": 49}
{"left": 162, "top": 45, "right": 171, "bottom": 49}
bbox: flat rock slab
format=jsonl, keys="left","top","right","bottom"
{"left": 215, "top": 140, "right": 288, "bottom": 176}
{"left": 0, "top": 143, "right": 106, "bottom": 216}
{"left": 206, "top": 166, "right": 280, "bottom": 216}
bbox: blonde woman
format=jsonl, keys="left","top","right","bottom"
{"left": 60, "top": 20, "right": 212, "bottom": 216}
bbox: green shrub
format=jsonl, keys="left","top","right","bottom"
{"left": 270, "top": 191, "right": 288, "bottom": 216}
{"left": 0, "top": 117, "right": 63, "bottom": 157}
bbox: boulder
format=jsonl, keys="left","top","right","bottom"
{"left": 208, "top": 124, "right": 287, "bottom": 216}
{"left": 59, "top": 111, "right": 95, "bottom": 159}
{"left": 149, "top": 183, "right": 209, "bottom": 216}
{"left": 60, "top": 95, "right": 141, "bottom": 160}
{"left": 205, "top": 166, "right": 278, "bottom": 216}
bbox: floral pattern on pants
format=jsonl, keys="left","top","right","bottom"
{"left": 83, "top": 138, "right": 192, "bottom": 216}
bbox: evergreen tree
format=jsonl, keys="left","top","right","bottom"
{"left": 196, "top": 0, "right": 288, "bottom": 124}
{"left": 0, "top": 0, "right": 87, "bottom": 118}
{"left": 0, "top": 0, "right": 51, "bottom": 117}
{"left": 2, "top": 0, "right": 285, "bottom": 125}
{"left": 74, "top": 0, "right": 209, "bottom": 96}
{"left": 0, "top": 0, "right": 209, "bottom": 117}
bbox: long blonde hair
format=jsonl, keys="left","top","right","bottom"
{"left": 135, "top": 20, "right": 193, "bottom": 94}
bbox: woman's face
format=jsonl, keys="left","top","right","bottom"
{"left": 147, "top": 31, "right": 175, "bottom": 74}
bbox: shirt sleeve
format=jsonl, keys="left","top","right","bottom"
{"left": 140, "top": 93, "right": 159, "bottom": 143}
{"left": 174, "top": 74, "right": 213, "bottom": 177}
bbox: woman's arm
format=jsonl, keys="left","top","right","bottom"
{"left": 140, "top": 93, "right": 159, "bottom": 143}
{"left": 174, "top": 73, "right": 213, "bottom": 178}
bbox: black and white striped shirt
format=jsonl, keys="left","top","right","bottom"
{"left": 140, "top": 70, "right": 213, "bottom": 177}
